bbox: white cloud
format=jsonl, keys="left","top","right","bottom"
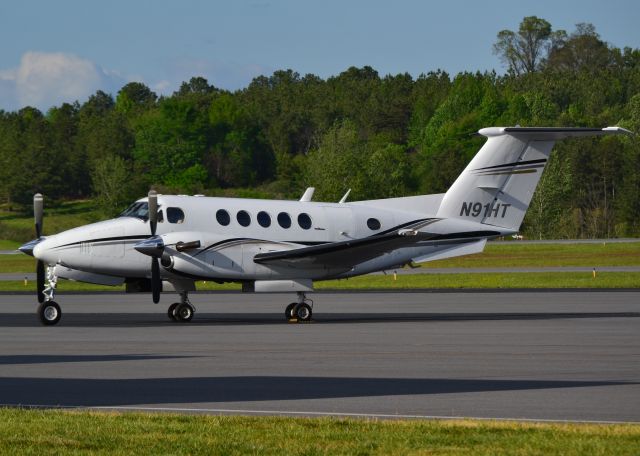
{"left": 0, "top": 51, "right": 126, "bottom": 112}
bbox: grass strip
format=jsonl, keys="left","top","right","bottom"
{"left": 0, "top": 272, "right": 638, "bottom": 293}
{"left": 0, "top": 409, "right": 639, "bottom": 455}
{"left": 422, "top": 241, "right": 640, "bottom": 268}
{"left": 316, "top": 271, "right": 640, "bottom": 289}
{"left": 0, "top": 256, "right": 37, "bottom": 274}
{"left": 0, "top": 240, "right": 19, "bottom": 250}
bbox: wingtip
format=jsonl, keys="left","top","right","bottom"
{"left": 603, "top": 126, "right": 635, "bottom": 135}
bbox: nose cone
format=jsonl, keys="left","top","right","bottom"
{"left": 19, "top": 238, "right": 43, "bottom": 257}
{"left": 134, "top": 236, "right": 164, "bottom": 258}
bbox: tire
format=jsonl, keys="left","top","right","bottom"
{"left": 175, "top": 303, "right": 194, "bottom": 322}
{"left": 294, "top": 302, "right": 312, "bottom": 322}
{"left": 38, "top": 301, "right": 61, "bottom": 326}
{"left": 285, "top": 302, "right": 297, "bottom": 320}
{"left": 168, "top": 303, "right": 179, "bottom": 321}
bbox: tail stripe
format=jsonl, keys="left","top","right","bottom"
{"left": 473, "top": 158, "right": 547, "bottom": 172}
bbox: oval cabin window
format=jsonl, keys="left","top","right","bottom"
{"left": 367, "top": 218, "right": 381, "bottom": 230}
{"left": 216, "top": 209, "right": 230, "bottom": 226}
{"left": 278, "top": 212, "right": 291, "bottom": 229}
{"left": 257, "top": 211, "right": 271, "bottom": 228}
{"left": 237, "top": 210, "right": 251, "bottom": 227}
{"left": 298, "top": 213, "right": 312, "bottom": 230}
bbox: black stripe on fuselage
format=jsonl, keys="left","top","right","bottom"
{"left": 53, "top": 235, "right": 149, "bottom": 249}
{"left": 194, "top": 219, "right": 438, "bottom": 256}
{"left": 472, "top": 158, "right": 547, "bottom": 172}
{"left": 193, "top": 238, "right": 327, "bottom": 257}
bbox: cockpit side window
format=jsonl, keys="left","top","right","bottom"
{"left": 167, "top": 207, "right": 185, "bottom": 224}
{"left": 118, "top": 202, "right": 149, "bottom": 221}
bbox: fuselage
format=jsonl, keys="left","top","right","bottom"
{"left": 33, "top": 193, "right": 495, "bottom": 284}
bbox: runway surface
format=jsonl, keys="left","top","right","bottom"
{"left": 1, "top": 291, "right": 639, "bottom": 422}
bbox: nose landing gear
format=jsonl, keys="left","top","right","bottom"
{"left": 38, "top": 266, "right": 60, "bottom": 326}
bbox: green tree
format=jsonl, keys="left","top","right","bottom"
{"left": 2, "top": 108, "right": 66, "bottom": 206}
{"left": 91, "top": 154, "right": 133, "bottom": 217}
{"left": 305, "top": 121, "right": 363, "bottom": 201}
{"left": 207, "top": 93, "right": 273, "bottom": 187}
{"left": 493, "top": 16, "right": 565, "bottom": 75}
{"left": 116, "top": 82, "right": 157, "bottom": 116}
{"left": 305, "top": 121, "right": 410, "bottom": 201}
{"left": 77, "top": 91, "right": 135, "bottom": 196}
{"left": 522, "top": 153, "right": 572, "bottom": 239}
{"left": 134, "top": 96, "right": 210, "bottom": 192}
{"left": 546, "top": 23, "right": 612, "bottom": 73}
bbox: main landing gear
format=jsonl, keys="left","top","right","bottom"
{"left": 38, "top": 266, "right": 61, "bottom": 325}
{"left": 285, "top": 292, "right": 313, "bottom": 322}
{"left": 168, "top": 291, "right": 196, "bottom": 323}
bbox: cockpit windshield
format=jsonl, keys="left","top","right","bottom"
{"left": 118, "top": 202, "right": 149, "bottom": 221}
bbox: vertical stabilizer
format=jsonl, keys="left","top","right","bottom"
{"left": 436, "top": 127, "right": 631, "bottom": 231}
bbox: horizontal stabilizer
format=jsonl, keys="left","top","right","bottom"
{"left": 479, "top": 126, "right": 633, "bottom": 139}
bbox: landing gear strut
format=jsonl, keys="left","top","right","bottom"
{"left": 38, "top": 265, "right": 60, "bottom": 325}
{"left": 286, "top": 291, "right": 313, "bottom": 322}
{"left": 168, "top": 291, "right": 195, "bottom": 323}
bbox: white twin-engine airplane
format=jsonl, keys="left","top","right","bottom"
{"left": 19, "top": 126, "right": 631, "bottom": 325}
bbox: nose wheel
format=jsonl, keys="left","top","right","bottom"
{"left": 168, "top": 292, "right": 195, "bottom": 322}
{"left": 38, "top": 301, "right": 61, "bottom": 325}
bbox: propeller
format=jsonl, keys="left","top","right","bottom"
{"left": 148, "top": 190, "right": 161, "bottom": 303}
{"left": 33, "top": 193, "right": 45, "bottom": 303}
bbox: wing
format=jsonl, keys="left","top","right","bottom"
{"left": 253, "top": 219, "right": 498, "bottom": 270}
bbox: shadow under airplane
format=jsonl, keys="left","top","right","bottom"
{"left": 0, "top": 376, "right": 635, "bottom": 407}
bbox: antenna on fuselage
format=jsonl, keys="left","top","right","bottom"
{"left": 339, "top": 189, "right": 351, "bottom": 204}
{"left": 300, "top": 187, "right": 315, "bottom": 202}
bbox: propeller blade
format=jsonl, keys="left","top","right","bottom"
{"left": 34, "top": 193, "right": 43, "bottom": 238}
{"left": 151, "top": 257, "right": 161, "bottom": 303}
{"left": 148, "top": 190, "right": 158, "bottom": 236}
{"left": 36, "top": 260, "right": 45, "bottom": 303}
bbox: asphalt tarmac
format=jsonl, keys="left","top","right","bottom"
{"left": 1, "top": 291, "right": 639, "bottom": 422}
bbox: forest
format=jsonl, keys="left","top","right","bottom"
{"left": 0, "top": 17, "right": 639, "bottom": 239}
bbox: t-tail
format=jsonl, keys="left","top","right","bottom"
{"left": 436, "top": 126, "right": 632, "bottom": 232}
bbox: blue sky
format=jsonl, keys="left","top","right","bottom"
{"left": 1, "top": 0, "right": 638, "bottom": 111}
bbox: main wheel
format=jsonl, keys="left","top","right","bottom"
{"left": 168, "top": 302, "right": 179, "bottom": 321}
{"left": 38, "top": 301, "right": 61, "bottom": 325}
{"left": 285, "top": 302, "right": 297, "bottom": 320}
{"left": 294, "top": 302, "right": 312, "bottom": 322}
{"left": 175, "top": 302, "right": 194, "bottom": 322}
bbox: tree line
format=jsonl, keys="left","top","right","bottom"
{"left": 0, "top": 17, "right": 639, "bottom": 238}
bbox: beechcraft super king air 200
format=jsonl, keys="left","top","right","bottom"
{"left": 19, "top": 126, "right": 632, "bottom": 325}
